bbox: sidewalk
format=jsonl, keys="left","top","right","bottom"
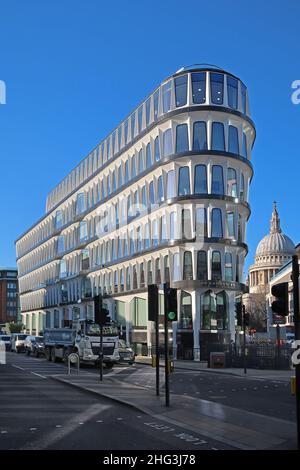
{"left": 50, "top": 371, "right": 297, "bottom": 450}
{"left": 135, "top": 356, "right": 295, "bottom": 382}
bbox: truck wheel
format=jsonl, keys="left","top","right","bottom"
{"left": 45, "top": 347, "right": 51, "bottom": 361}
{"left": 51, "top": 348, "right": 57, "bottom": 363}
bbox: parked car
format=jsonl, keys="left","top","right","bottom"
{"left": 24, "top": 336, "right": 45, "bottom": 357}
{"left": 118, "top": 339, "right": 135, "bottom": 364}
{"left": 10, "top": 333, "right": 27, "bottom": 353}
{"left": 0, "top": 334, "right": 11, "bottom": 351}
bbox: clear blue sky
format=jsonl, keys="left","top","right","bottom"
{"left": 0, "top": 0, "right": 299, "bottom": 276}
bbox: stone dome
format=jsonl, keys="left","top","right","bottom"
{"left": 255, "top": 203, "right": 295, "bottom": 257}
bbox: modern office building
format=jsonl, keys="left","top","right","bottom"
{"left": 0, "top": 268, "right": 19, "bottom": 325}
{"left": 16, "top": 65, "right": 255, "bottom": 360}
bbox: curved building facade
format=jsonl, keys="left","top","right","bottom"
{"left": 16, "top": 66, "right": 255, "bottom": 360}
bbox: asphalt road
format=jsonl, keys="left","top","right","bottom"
{"left": 0, "top": 352, "right": 233, "bottom": 450}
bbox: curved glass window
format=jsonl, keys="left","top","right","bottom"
{"left": 201, "top": 291, "right": 214, "bottom": 330}
{"left": 138, "top": 106, "right": 143, "bottom": 133}
{"left": 55, "top": 210, "right": 63, "bottom": 230}
{"left": 241, "top": 83, "right": 247, "bottom": 114}
{"left": 193, "top": 121, "right": 207, "bottom": 151}
{"left": 175, "top": 75, "right": 187, "bottom": 107}
{"left": 167, "top": 170, "right": 176, "bottom": 199}
{"left": 134, "top": 190, "right": 140, "bottom": 217}
{"left": 161, "top": 215, "right": 167, "bottom": 242}
{"left": 195, "top": 207, "right": 207, "bottom": 238}
{"left": 144, "top": 223, "right": 150, "bottom": 250}
{"left": 152, "top": 219, "right": 159, "bottom": 247}
{"left": 137, "top": 226, "right": 142, "bottom": 252}
{"left": 227, "top": 76, "right": 238, "bottom": 109}
{"left": 240, "top": 173, "right": 245, "bottom": 201}
{"left": 211, "top": 122, "right": 225, "bottom": 151}
{"left": 138, "top": 149, "right": 144, "bottom": 173}
{"left": 124, "top": 120, "right": 129, "bottom": 145}
{"left": 126, "top": 267, "right": 131, "bottom": 291}
{"left": 146, "top": 143, "right": 152, "bottom": 169}
{"left": 117, "top": 237, "right": 123, "bottom": 258}
{"left": 106, "top": 139, "right": 111, "bottom": 160}
{"left": 107, "top": 175, "right": 111, "bottom": 196}
{"left": 149, "top": 181, "right": 155, "bottom": 206}
{"left": 170, "top": 211, "right": 178, "bottom": 240}
{"left": 163, "top": 129, "right": 173, "bottom": 157}
{"left": 178, "top": 166, "right": 190, "bottom": 196}
{"left": 183, "top": 251, "right": 193, "bottom": 280}
{"left": 131, "top": 113, "right": 136, "bottom": 140}
{"left": 153, "top": 89, "right": 159, "bottom": 121}
{"left": 140, "top": 263, "right": 145, "bottom": 287}
{"left": 112, "top": 171, "right": 117, "bottom": 193}
{"left": 127, "top": 194, "right": 133, "bottom": 219}
{"left": 227, "top": 168, "right": 237, "bottom": 197}
{"left": 131, "top": 155, "right": 137, "bottom": 179}
{"left": 111, "top": 239, "right": 116, "bottom": 261}
{"left": 182, "top": 209, "right": 192, "bottom": 240}
{"left": 155, "top": 258, "right": 161, "bottom": 284}
{"left": 228, "top": 126, "right": 239, "bottom": 154}
{"left": 141, "top": 186, "right": 147, "bottom": 210}
{"left": 176, "top": 124, "right": 189, "bottom": 153}
{"left": 162, "top": 81, "right": 172, "bottom": 113}
{"left": 210, "top": 73, "right": 224, "bottom": 104}
{"left": 129, "top": 229, "right": 135, "bottom": 255}
{"left": 101, "top": 179, "right": 106, "bottom": 199}
{"left": 124, "top": 237, "right": 128, "bottom": 257}
{"left": 216, "top": 291, "right": 228, "bottom": 329}
{"left": 57, "top": 235, "right": 65, "bottom": 254}
{"left": 192, "top": 72, "right": 206, "bottom": 104}
{"left": 197, "top": 251, "right": 207, "bottom": 281}
{"left": 154, "top": 136, "right": 160, "bottom": 162}
{"left": 164, "top": 255, "right": 170, "bottom": 283}
{"left": 145, "top": 98, "right": 151, "bottom": 126}
{"left": 212, "top": 165, "right": 224, "bottom": 195}
{"left": 118, "top": 166, "right": 123, "bottom": 187}
{"left": 225, "top": 253, "right": 233, "bottom": 281}
{"left": 211, "top": 208, "right": 223, "bottom": 238}
{"left": 125, "top": 161, "right": 129, "bottom": 184}
{"left": 158, "top": 175, "right": 164, "bottom": 202}
{"left": 76, "top": 193, "right": 85, "bottom": 215}
{"left": 241, "top": 132, "right": 247, "bottom": 158}
{"left": 226, "top": 212, "right": 235, "bottom": 238}
{"left": 211, "top": 251, "right": 222, "bottom": 281}
{"left": 238, "top": 214, "right": 243, "bottom": 242}
{"left": 194, "top": 164, "right": 207, "bottom": 194}
{"left": 173, "top": 253, "right": 180, "bottom": 281}
{"left": 59, "top": 259, "right": 67, "bottom": 279}
{"left": 79, "top": 220, "right": 88, "bottom": 242}
{"left": 236, "top": 255, "right": 240, "bottom": 282}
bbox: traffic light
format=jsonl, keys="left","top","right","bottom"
{"left": 235, "top": 302, "right": 242, "bottom": 326}
{"left": 94, "top": 294, "right": 110, "bottom": 325}
{"left": 271, "top": 282, "right": 289, "bottom": 317}
{"left": 148, "top": 284, "right": 158, "bottom": 321}
{"left": 166, "top": 287, "right": 178, "bottom": 322}
{"left": 243, "top": 309, "right": 250, "bottom": 327}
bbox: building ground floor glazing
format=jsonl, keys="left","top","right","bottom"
{"left": 22, "top": 286, "right": 238, "bottom": 361}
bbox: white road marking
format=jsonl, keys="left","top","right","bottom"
{"left": 96, "top": 420, "right": 103, "bottom": 423}
{"left": 55, "top": 425, "right": 62, "bottom": 428}
{"left": 29, "top": 428, "right": 37, "bottom": 431}
{"left": 11, "top": 365, "right": 25, "bottom": 371}
{"left": 31, "top": 372, "right": 47, "bottom": 379}
{"left": 116, "top": 418, "right": 123, "bottom": 421}
{"left": 1, "top": 431, "right": 7, "bottom": 434}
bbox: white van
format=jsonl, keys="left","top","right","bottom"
{"left": 10, "top": 333, "right": 27, "bottom": 353}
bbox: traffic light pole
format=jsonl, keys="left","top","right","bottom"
{"left": 164, "top": 283, "right": 170, "bottom": 407}
{"left": 99, "top": 324, "right": 103, "bottom": 382}
{"left": 242, "top": 305, "right": 247, "bottom": 375}
{"left": 292, "top": 255, "right": 300, "bottom": 450}
{"left": 155, "top": 316, "right": 160, "bottom": 396}
{"left": 276, "top": 323, "right": 280, "bottom": 370}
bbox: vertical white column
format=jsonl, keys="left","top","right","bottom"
{"left": 125, "top": 301, "right": 131, "bottom": 347}
{"left": 147, "top": 321, "right": 152, "bottom": 357}
{"left": 228, "top": 293, "right": 236, "bottom": 341}
{"left": 191, "top": 290, "right": 201, "bottom": 361}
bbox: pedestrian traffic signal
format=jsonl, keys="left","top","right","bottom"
{"left": 166, "top": 287, "right": 177, "bottom": 322}
{"left": 94, "top": 294, "right": 110, "bottom": 325}
{"left": 148, "top": 284, "right": 158, "bottom": 321}
{"left": 243, "top": 310, "right": 250, "bottom": 327}
{"left": 271, "top": 282, "right": 289, "bottom": 317}
{"left": 235, "top": 302, "right": 242, "bottom": 326}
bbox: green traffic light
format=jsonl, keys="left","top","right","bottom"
{"left": 168, "top": 311, "right": 176, "bottom": 321}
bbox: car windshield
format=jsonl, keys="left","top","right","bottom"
{"left": 0, "top": 336, "right": 10, "bottom": 341}
{"left": 16, "top": 335, "right": 27, "bottom": 340}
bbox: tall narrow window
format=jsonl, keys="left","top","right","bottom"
{"left": 210, "top": 73, "right": 224, "bottom": 104}
{"left": 131, "top": 112, "right": 136, "bottom": 140}
{"left": 170, "top": 211, "right": 178, "bottom": 239}
{"left": 174, "top": 75, "right": 187, "bottom": 107}
{"left": 126, "top": 267, "right": 131, "bottom": 291}
{"left": 144, "top": 223, "right": 150, "bottom": 250}
{"left": 140, "top": 263, "right": 145, "bottom": 287}
{"left": 238, "top": 214, "right": 243, "bottom": 242}
{"left": 155, "top": 258, "right": 161, "bottom": 284}
{"left": 195, "top": 207, "right": 207, "bottom": 238}
{"left": 241, "top": 83, "right": 247, "bottom": 114}
{"left": 125, "top": 160, "right": 129, "bottom": 184}
{"left": 57, "top": 235, "right": 65, "bottom": 254}
{"left": 167, "top": 170, "right": 176, "bottom": 199}
{"left": 194, "top": 165, "right": 207, "bottom": 194}
{"left": 227, "top": 168, "right": 237, "bottom": 197}
{"left": 141, "top": 186, "right": 147, "bottom": 211}
{"left": 55, "top": 210, "right": 63, "bottom": 230}
{"left": 153, "top": 89, "right": 159, "bottom": 121}
{"left": 152, "top": 219, "right": 159, "bottom": 247}
{"left": 173, "top": 253, "right": 180, "bottom": 281}
{"left": 137, "top": 226, "right": 142, "bottom": 252}
{"left": 149, "top": 181, "right": 155, "bottom": 206}
{"left": 162, "top": 80, "right": 172, "bottom": 113}
{"left": 118, "top": 165, "right": 123, "bottom": 187}
{"left": 145, "top": 98, "right": 151, "bottom": 126}
{"left": 138, "top": 148, "right": 144, "bottom": 173}
{"left": 212, "top": 165, "right": 224, "bottom": 195}
{"left": 241, "top": 132, "right": 247, "bottom": 158}
{"left": 163, "top": 129, "right": 172, "bottom": 157}
{"left": 154, "top": 136, "right": 160, "bottom": 162}
{"left": 211, "top": 251, "right": 222, "bottom": 281}
{"left": 227, "top": 76, "right": 238, "bottom": 109}
{"left": 176, "top": 124, "right": 189, "bottom": 153}
{"left": 193, "top": 121, "right": 207, "bottom": 151}
{"left": 124, "top": 119, "right": 129, "bottom": 145}
{"left": 134, "top": 190, "right": 140, "bottom": 217}
{"left": 161, "top": 215, "right": 167, "bottom": 242}
{"left": 178, "top": 166, "right": 190, "bottom": 196}
{"left": 118, "top": 126, "right": 122, "bottom": 151}
{"left": 129, "top": 229, "right": 135, "bottom": 255}
{"left": 112, "top": 171, "right": 117, "bottom": 193}
{"left": 138, "top": 106, "right": 143, "bottom": 133}
{"left": 226, "top": 212, "right": 235, "bottom": 238}
{"left": 192, "top": 72, "right": 206, "bottom": 104}
{"left": 225, "top": 253, "right": 233, "bottom": 281}
{"left": 131, "top": 154, "right": 136, "bottom": 179}
{"left": 147, "top": 260, "right": 153, "bottom": 285}
{"left": 146, "top": 143, "right": 152, "bottom": 169}
{"left": 76, "top": 193, "right": 85, "bottom": 215}
{"left": 211, "top": 208, "right": 223, "bottom": 238}
{"left": 79, "top": 221, "right": 88, "bottom": 242}
{"left": 240, "top": 173, "right": 245, "bottom": 201}
{"left": 211, "top": 122, "right": 225, "bottom": 151}
{"left": 197, "top": 251, "right": 207, "bottom": 281}
{"left": 228, "top": 126, "right": 239, "bottom": 154}
{"left": 157, "top": 175, "right": 164, "bottom": 202}
{"left": 183, "top": 251, "right": 193, "bottom": 280}
{"left": 236, "top": 255, "right": 240, "bottom": 282}
{"left": 164, "top": 255, "right": 170, "bottom": 283}
{"left": 182, "top": 209, "right": 192, "bottom": 240}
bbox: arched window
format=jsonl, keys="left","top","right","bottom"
{"left": 197, "top": 251, "right": 207, "bottom": 281}
{"left": 211, "top": 208, "right": 223, "bottom": 238}
{"left": 225, "top": 253, "right": 233, "bottom": 281}
{"left": 131, "top": 154, "right": 137, "bottom": 179}
{"left": 211, "top": 122, "right": 225, "bottom": 151}
{"left": 167, "top": 169, "right": 176, "bottom": 199}
{"left": 241, "top": 132, "right": 247, "bottom": 158}
{"left": 228, "top": 126, "right": 239, "bottom": 154}
{"left": 149, "top": 181, "right": 155, "bottom": 206}
{"left": 162, "top": 81, "right": 172, "bottom": 113}
{"left": 227, "top": 76, "right": 238, "bottom": 109}
{"left": 211, "top": 251, "right": 222, "bottom": 281}
{"left": 212, "top": 165, "right": 224, "bottom": 195}
{"left": 138, "top": 148, "right": 144, "bottom": 173}
{"left": 182, "top": 209, "right": 192, "bottom": 240}
{"left": 195, "top": 207, "right": 207, "bottom": 239}
{"left": 240, "top": 173, "right": 245, "bottom": 201}
{"left": 178, "top": 166, "right": 190, "bottom": 196}
{"left": 210, "top": 73, "right": 224, "bottom": 104}
{"left": 193, "top": 121, "right": 207, "bottom": 151}
{"left": 163, "top": 129, "right": 173, "bottom": 157}
{"left": 180, "top": 291, "right": 192, "bottom": 329}
{"left": 157, "top": 175, "right": 164, "bottom": 202}
{"left": 192, "top": 72, "right": 206, "bottom": 104}
{"left": 183, "top": 251, "right": 193, "bottom": 280}
{"left": 194, "top": 164, "right": 207, "bottom": 194}
{"left": 154, "top": 136, "right": 160, "bottom": 162}
{"left": 176, "top": 124, "right": 189, "bottom": 153}
{"left": 146, "top": 143, "right": 152, "bottom": 169}
{"left": 226, "top": 212, "right": 235, "bottom": 238}
{"left": 227, "top": 168, "right": 237, "bottom": 197}
{"left": 118, "top": 165, "right": 123, "bottom": 188}
{"left": 175, "top": 75, "right": 188, "bottom": 107}
{"left": 112, "top": 171, "right": 117, "bottom": 193}
{"left": 173, "top": 253, "right": 180, "bottom": 281}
